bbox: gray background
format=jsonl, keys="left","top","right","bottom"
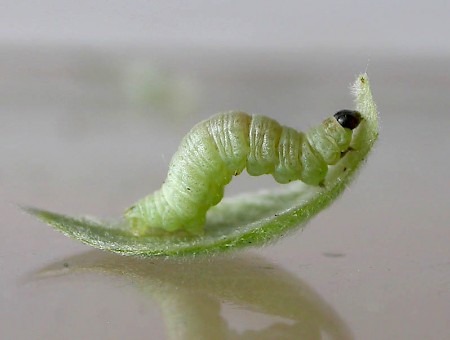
{"left": 1, "top": 1, "right": 450, "bottom": 339}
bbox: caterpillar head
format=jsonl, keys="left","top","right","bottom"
{"left": 318, "top": 110, "right": 359, "bottom": 155}
{"left": 334, "top": 110, "right": 361, "bottom": 130}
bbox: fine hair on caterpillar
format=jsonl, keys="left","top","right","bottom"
{"left": 125, "top": 109, "right": 361, "bottom": 235}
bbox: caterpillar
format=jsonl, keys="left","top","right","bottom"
{"left": 125, "top": 109, "right": 361, "bottom": 235}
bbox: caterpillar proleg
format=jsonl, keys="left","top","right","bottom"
{"left": 125, "top": 109, "right": 361, "bottom": 235}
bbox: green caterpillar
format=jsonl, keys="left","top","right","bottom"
{"left": 125, "top": 110, "right": 361, "bottom": 235}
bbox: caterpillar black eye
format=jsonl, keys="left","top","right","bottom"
{"left": 334, "top": 110, "right": 361, "bottom": 130}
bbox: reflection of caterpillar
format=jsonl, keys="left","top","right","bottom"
{"left": 125, "top": 110, "right": 361, "bottom": 235}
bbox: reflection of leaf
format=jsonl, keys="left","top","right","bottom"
{"left": 25, "top": 74, "right": 378, "bottom": 256}
{"left": 33, "top": 251, "right": 353, "bottom": 339}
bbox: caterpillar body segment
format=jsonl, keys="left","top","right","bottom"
{"left": 125, "top": 110, "right": 360, "bottom": 235}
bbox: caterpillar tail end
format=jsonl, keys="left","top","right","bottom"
{"left": 124, "top": 204, "right": 206, "bottom": 237}
{"left": 124, "top": 205, "right": 154, "bottom": 236}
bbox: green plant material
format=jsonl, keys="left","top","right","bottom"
{"left": 25, "top": 74, "right": 378, "bottom": 256}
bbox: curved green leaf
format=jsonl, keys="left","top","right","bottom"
{"left": 25, "top": 74, "right": 378, "bottom": 256}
